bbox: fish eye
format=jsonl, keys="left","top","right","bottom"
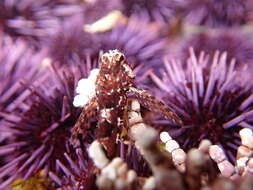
{"left": 115, "top": 53, "right": 125, "bottom": 63}
{"left": 101, "top": 55, "right": 109, "bottom": 63}
{"left": 119, "top": 55, "right": 125, "bottom": 62}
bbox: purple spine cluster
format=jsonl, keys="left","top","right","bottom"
{"left": 1, "top": 0, "right": 253, "bottom": 189}
{"left": 150, "top": 48, "right": 253, "bottom": 162}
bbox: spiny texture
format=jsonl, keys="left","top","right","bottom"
{"left": 0, "top": 34, "right": 46, "bottom": 114}
{"left": 0, "top": 60, "right": 98, "bottom": 189}
{"left": 128, "top": 109, "right": 253, "bottom": 189}
{"left": 46, "top": 15, "right": 100, "bottom": 65}
{"left": 71, "top": 50, "right": 181, "bottom": 179}
{"left": 181, "top": 31, "right": 253, "bottom": 71}
{"left": 49, "top": 148, "right": 97, "bottom": 189}
{"left": 0, "top": 34, "right": 47, "bottom": 170}
{"left": 82, "top": 0, "right": 122, "bottom": 24}
{"left": 121, "top": 0, "right": 176, "bottom": 24}
{"left": 0, "top": 0, "right": 83, "bottom": 43}
{"left": 90, "top": 100, "right": 253, "bottom": 190}
{"left": 47, "top": 15, "right": 167, "bottom": 85}
{"left": 96, "top": 17, "right": 168, "bottom": 78}
{"left": 118, "top": 141, "right": 152, "bottom": 177}
{"left": 178, "top": 0, "right": 253, "bottom": 27}
{"left": 150, "top": 49, "right": 253, "bottom": 163}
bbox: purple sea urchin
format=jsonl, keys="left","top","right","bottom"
{"left": 0, "top": 34, "right": 46, "bottom": 114}
{"left": 47, "top": 15, "right": 167, "bottom": 84}
{"left": 0, "top": 35, "right": 47, "bottom": 164}
{"left": 121, "top": 0, "right": 175, "bottom": 24}
{"left": 96, "top": 17, "right": 168, "bottom": 79}
{"left": 46, "top": 15, "right": 100, "bottom": 65}
{"left": 181, "top": 31, "right": 253, "bottom": 71}
{"left": 150, "top": 48, "right": 253, "bottom": 163}
{"left": 0, "top": 0, "right": 82, "bottom": 43}
{"left": 0, "top": 61, "right": 98, "bottom": 189}
{"left": 82, "top": 0, "right": 122, "bottom": 24}
{"left": 1, "top": 0, "right": 253, "bottom": 188}
{"left": 49, "top": 148, "right": 97, "bottom": 189}
{"left": 178, "top": 0, "right": 253, "bottom": 27}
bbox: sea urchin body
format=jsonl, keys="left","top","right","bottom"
{"left": 0, "top": 61, "right": 98, "bottom": 189}
{"left": 150, "top": 48, "right": 253, "bottom": 162}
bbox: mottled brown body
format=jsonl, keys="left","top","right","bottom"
{"left": 71, "top": 50, "right": 182, "bottom": 157}
{"left": 94, "top": 50, "right": 134, "bottom": 156}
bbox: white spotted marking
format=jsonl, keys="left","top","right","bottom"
{"left": 123, "top": 64, "right": 135, "bottom": 78}
{"left": 100, "top": 108, "right": 113, "bottom": 123}
{"left": 117, "top": 117, "right": 123, "bottom": 126}
{"left": 73, "top": 68, "right": 100, "bottom": 107}
{"left": 118, "top": 96, "right": 124, "bottom": 105}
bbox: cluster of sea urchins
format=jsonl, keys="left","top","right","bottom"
{"left": 1, "top": 0, "right": 253, "bottom": 190}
